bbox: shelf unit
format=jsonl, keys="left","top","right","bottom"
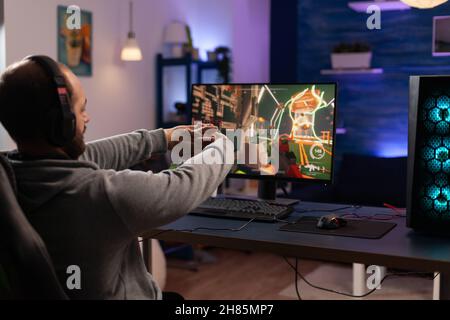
{"left": 321, "top": 65, "right": 450, "bottom": 76}
{"left": 348, "top": 1, "right": 410, "bottom": 12}
{"left": 320, "top": 68, "right": 384, "bottom": 75}
{"left": 156, "top": 53, "right": 221, "bottom": 128}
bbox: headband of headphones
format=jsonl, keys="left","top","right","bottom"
{"left": 23, "top": 55, "right": 76, "bottom": 147}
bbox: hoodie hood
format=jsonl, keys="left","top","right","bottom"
{"left": 9, "top": 157, "right": 99, "bottom": 214}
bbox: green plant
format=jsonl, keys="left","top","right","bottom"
{"left": 185, "top": 25, "right": 193, "bottom": 49}
{"left": 333, "top": 42, "right": 371, "bottom": 53}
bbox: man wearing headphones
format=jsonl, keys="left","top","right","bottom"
{"left": 0, "top": 56, "right": 233, "bottom": 299}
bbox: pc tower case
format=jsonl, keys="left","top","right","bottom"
{"left": 407, "top": 76, "right": 450, "bottom": 234}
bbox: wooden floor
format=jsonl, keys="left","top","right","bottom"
{"left": 164, "top": 248, "right": 320, "bottom": 300}
{"left": 164, "top": 248, "right": 435, "bottom": 300}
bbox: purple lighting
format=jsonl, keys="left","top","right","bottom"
{"left": 336, "top": 128, "right": 347, "bottom": 135}
{"left": 348, "top": 1, "right": 411, "bottom": 12}
{"left": 375, "top": 143, "right": 408, "bottom": 158}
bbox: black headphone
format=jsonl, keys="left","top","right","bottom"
{"left": 23, "top": 55, "right": 76, "bottom": 147}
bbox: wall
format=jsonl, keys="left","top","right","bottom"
{"left": 297, "top": 0, "right": 450, "bottom": 159}
{"left": 2, "top": 0, "right": 126, "bottom": 149}
{"left": 0, "top": 0, "right": 270, "bottom": 150}
{"left": 270, "top": 0, "right": 297, "bottom": 83}
{"left": 232, "top": 0, "right": 271, "bottom": 83}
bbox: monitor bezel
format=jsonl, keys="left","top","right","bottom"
{"left": 191, "top": 82, "right": 338, "bottom": 184}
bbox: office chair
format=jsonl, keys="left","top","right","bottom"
{"left": 0, "top": 153, "right": 68, "bottom": 300}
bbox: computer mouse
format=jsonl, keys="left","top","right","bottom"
{"left": 316, "top": 214, "right": 347, "bottom": 230}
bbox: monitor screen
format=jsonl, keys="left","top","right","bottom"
{"left": 191, "top": 83, "right": 337, "bottom": 182}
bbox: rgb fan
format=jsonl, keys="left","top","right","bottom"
{"left": 408, "top": 76, "right": 450, "bottom": 233}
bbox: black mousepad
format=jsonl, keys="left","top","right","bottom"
{"left": 280, "top": 216, "right": 396, "bottom": 239}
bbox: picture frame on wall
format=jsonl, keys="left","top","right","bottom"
{"left": 433, "top": 16, "right": 450, "bottom": 57}
{"left": 57, "top": 6, "right": 93, "bottom": 76}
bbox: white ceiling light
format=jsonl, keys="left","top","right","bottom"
{"left": 400, "top": 0, "right": 448, "bottom": 8}
{"left": 121, "top": 1, "right": 143, "bottom": 61}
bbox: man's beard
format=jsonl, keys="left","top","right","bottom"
{"left": 63, "top": 129, "right": 86, "bottom": 160}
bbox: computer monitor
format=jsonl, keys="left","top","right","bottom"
{"left": 191, "top": 83, "right": 337, "bottom": 201}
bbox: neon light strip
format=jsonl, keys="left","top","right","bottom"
{"left": 264, "top": 85, "right": 280, "bottom": 105}
{"left": 257, "top": 87, "right": 266, "bottom": 104}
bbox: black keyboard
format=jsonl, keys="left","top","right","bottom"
{"left": 190, "top": 197, "right": 293, "bottom": 222}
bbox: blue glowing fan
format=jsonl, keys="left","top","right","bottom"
{"left": 419, "top": 96, "right": 450, "bottom": 218}
{"left": 409, "top": 75, "right": 450, "bottom": 233}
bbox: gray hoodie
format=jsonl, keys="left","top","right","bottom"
{"left": 8, "top": 128, "right": 232, "bottom": 300}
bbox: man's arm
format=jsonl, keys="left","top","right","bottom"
{"left": 103, "top": 133, "right": 234, "bottom": 237}
{"left": 79, "top": 129, "right": 167, "bottom": 170}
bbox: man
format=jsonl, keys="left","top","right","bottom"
{"left": 0, "top": 56, "right": 233, "bottom": 300}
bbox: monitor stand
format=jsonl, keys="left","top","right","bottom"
{"left": 257, "top": 180, "right": 300, "bottom": 206}
{"left": 219, "top": 180, "right": 300, "bottom": 206}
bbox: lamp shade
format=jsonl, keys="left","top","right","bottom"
{"left": 400, "top": 0, "right": 448, "bottom": 8}
{"left": 164, "top": 21, "right": 188, "bottom": 44}
{"left": 121, "top": 1, "right": 142, "bottom": 61}
{"left": 121, "top": 35, "right": 143, "bottom": 61}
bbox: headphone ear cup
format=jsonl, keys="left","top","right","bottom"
{"left": 45, "top": 104, "right": 76, "bottom": 147}
{"left": 62, "top": 112, "right": 77, "bottom": 143}
{"left": 45, "top": 108, "right": 65, "bottom": 147}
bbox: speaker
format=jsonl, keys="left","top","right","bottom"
{"left": 407, "top": 76, "right": 450, "bottom": 234}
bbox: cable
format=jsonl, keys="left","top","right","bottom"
{"left": 283, "top": 204, "right": 405, "bottom": 224}
{"left": 286, "top": 257, "right": 436, "bottom": 299}
{"left": 294, "top": 203, "right": 405, "bottom": 221}
{"left": 296, "top": 204, "right": 407, "bottom": 221}
{"left": 335, "top": 203, "right": 406, "bottom": 221}
{"left": 294, "top": 258, "right": 302, "bottom": 300}
{"left": 295, "top": 205, "right": 360, "bottom": 214}
{"left": 281, "top": 185, "right": 289, "bottom": 197}
{"left": 383, "top": 203, "right": 406, "bottom": 216}
{"left": 338, "top": 212, "right": 406, "bottom": 221}
{"left": 275, "top": 218, "right": 297, "bottom": 225}
{"left": 138, "top": 218, "right": 256, "bottom": 243}
{"left": 283, "top": 257, "right": 439, "bottom": 299}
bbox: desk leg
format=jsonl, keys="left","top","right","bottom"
{"left": 353, "top": 263, "right": 367, "bottom": 297}
{"left": 353, "top": 264, "right": 386, "bottom": 297}
{"left": 439, "top": 272, "right": 450, "bottom": 300}
{"left": 433, "top": 272, "right": 440, "bottom": 300}
{"left": 142, "top": 238, "right": 153, "bottom": 274}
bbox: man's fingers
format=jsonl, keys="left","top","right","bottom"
{"left": 189, "top": 124, "right": 218, "bottom": 136}
{"left": 195, "top": 123, "right": 217, "bottom": 132}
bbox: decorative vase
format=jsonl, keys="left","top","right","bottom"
{"left": 66, "top": 44, "right": 82, "bottom": 67}
{"left": 207, "top": 51, "right": 217, "bottom": 61}
{"left": 331, "top": 52, "right": 372, "bottom": 69}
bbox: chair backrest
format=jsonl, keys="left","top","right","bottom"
{"left": 0, "top": 154, "right": 68, "bottom": 300}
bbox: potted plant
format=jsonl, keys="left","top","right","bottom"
{"left": 214, "top": 46, "right": 232, "bottom": 83}
{"left": 331, "top": 42, "right": 372, "bottom": 69}
{"left": 182, "top": 25, "right": 199, "bottom": 60}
